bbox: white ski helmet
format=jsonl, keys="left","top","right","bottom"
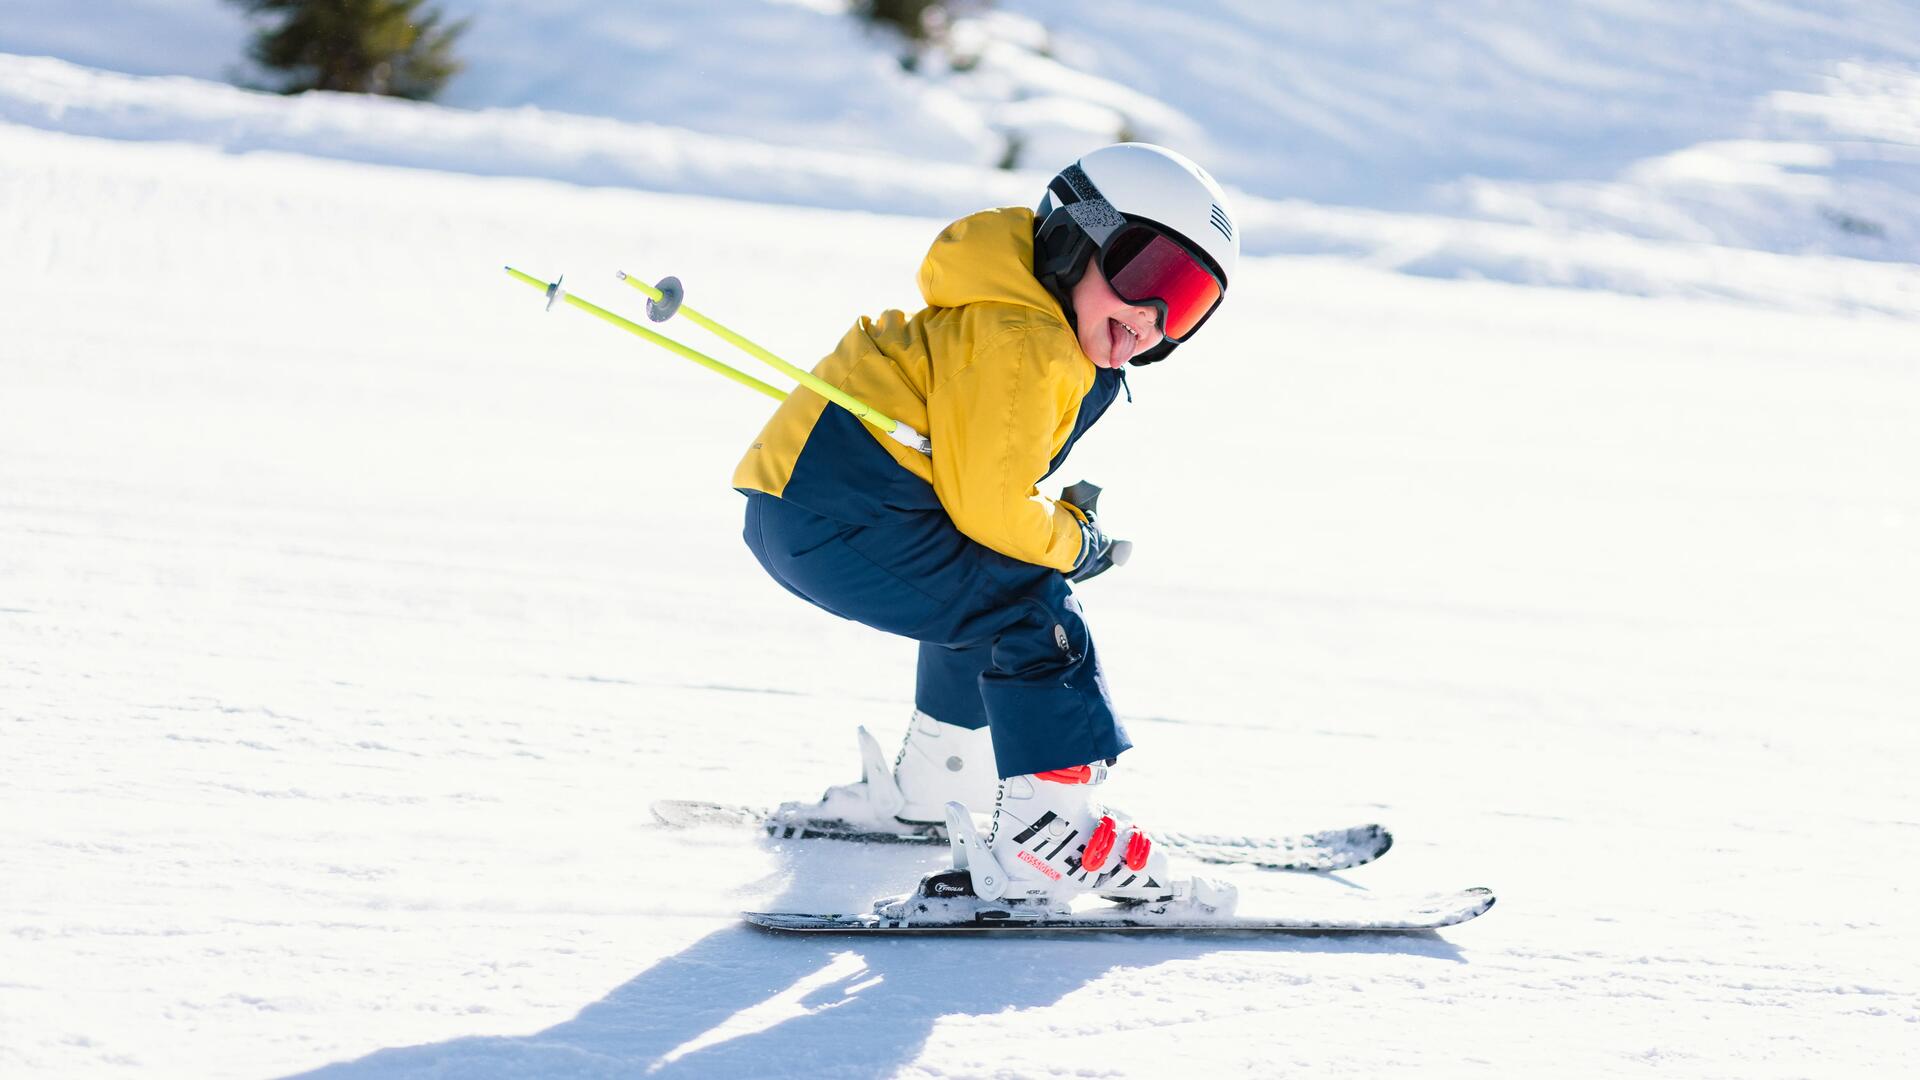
{"left": 1033, "top": 143, "right": 1238, "bottom": 365}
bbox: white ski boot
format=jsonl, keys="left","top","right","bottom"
{"left": 868, "top": 791, "right": 1238, "bottom": 926}
{"left": 768, "top": 712, "right": 999, "bottom": 835}
{"left": 969, "top": 761, "right": 1236, "bottom": 917}
{"left": 987, "top": 761, "right": 1179, "bottom": 901}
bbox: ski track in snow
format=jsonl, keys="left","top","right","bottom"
{"left": 2, "top": 114, "right": 1918, "bottom": 1077}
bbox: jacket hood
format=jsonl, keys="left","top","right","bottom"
{"left": 917, "top": 207, "right": 1066, "bottom": 320}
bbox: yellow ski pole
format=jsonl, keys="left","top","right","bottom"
{"left": 503, "top": 267, "right": 787, "bottom": 402}
{"left": 618, "top": 271, "right": 932, "bottom": 456}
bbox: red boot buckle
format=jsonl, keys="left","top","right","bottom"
{"left": 1082, "top": 815, "right": 1118, "bottom": 872}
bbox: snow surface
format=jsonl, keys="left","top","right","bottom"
{"left": 4, "top": 113, "right": 1917, "bottom": 1080}
{"left": 7, "top": 1, "right": 1920, "bottom": 263}
{"left": 2, "top": 6, "right": 1919, "bottom": 1078}
{"left": 4, "top": 53, "right": 1919, "bottom": 322}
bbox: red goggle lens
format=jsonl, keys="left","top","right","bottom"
{"left": 1101, "top": 226, "right": 1223, "bottom": 341}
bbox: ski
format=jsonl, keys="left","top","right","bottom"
{"left": 652, "top": 799, "right": 1392, "bottom": 872}
{"left": 745, "top": 881, "right": 1494, "bottom": 935}
{"left": 747, "top": 804, "right": 1488, "bottom": 934}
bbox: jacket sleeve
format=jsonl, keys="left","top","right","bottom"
{"left": 927, "top": 325, "right": 1090, "bottom": 572}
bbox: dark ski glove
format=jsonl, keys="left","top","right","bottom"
{"left": 1061, "top": 480, "right": 1133, "bottom": 583}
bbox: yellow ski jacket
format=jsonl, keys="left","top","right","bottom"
{"left": 733, "top": 207, "right": 1124, "bottom": 572}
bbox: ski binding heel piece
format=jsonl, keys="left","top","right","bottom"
{"left": 855, "top": 725, "right": 906, "bottom": 819}
{"left": 945, "top": 800, "right": 1012, "bottom": 900}
{"left": 761, "top": 725, "right": 907, "bottom": 837}
{"left": 868, "top": 865, "right": 1063, "bottom": 926}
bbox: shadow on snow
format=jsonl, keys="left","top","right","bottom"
{"left": 289, "top": 834, "right": 1466, "bottom": 1079}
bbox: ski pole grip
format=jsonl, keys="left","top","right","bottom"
{"left": 1060, "top": 480, "right": 1103, "bottom": 516}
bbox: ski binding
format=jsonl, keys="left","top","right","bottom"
{"left": 655, "top": 729, "right": 1391, "bottom": 872}
{"left": 743, "top": 803, "right": 1492, "bottom": 934}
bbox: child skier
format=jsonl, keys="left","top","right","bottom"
{"left": 734, "top": 143, "right": 1237, "bottom": 901}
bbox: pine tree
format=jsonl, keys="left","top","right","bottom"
{"left": 231, "top": 0, "right": 468, "bottom": 100}
{"left": 855, "top": 1, "right": 947, "bottom": 42}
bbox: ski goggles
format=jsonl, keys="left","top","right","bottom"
{"left": 1097, "top": 223, "right": 1225, "bottom": 342}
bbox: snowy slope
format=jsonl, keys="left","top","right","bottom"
{"left": 5, "top": 1, "right": 1920, "bottom": 264}
{"left": 3, "top": 101, "right": 1918, "bottom": 1080}
{"left": 3, "top": 4, "right": 1918, "bottom": 1076}
{"left": 4, "top": 53, "right": 1919, "bottom": 321}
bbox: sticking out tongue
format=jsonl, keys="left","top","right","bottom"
{"left": 1107, "top": 318, "right": 1136, "bottom": 366}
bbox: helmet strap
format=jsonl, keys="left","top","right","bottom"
{"left": 1032, "top": 198, "right": 1096, "bottom": 335}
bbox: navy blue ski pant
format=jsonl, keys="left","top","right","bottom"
{"left": 742, "top": 491, "right": 1128, "bottom": 778}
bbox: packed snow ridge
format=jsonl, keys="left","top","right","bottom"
{"left": 2, "top": 0, "right": 1919, "bottom": 301}
{"left": 3, "top": 50, "right": 1918, "bottom": 320}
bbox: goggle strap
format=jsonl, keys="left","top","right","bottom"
{"left": 1053, "top": 164, "right": 1093, "bottom": 204}
{"left": 1053, "top": 163, "right": 1125, "bottom": 241}
{"left": 1067, "top": 198, "right": 1125, "bottom": 239}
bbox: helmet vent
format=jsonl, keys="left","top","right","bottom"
{"left": 1209, "top": 204, "right": 1234, "bottom": 242}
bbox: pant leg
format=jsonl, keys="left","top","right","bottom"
{"left": 742, "top": 492, "right": 1130, "bottom": 777}
{"left": 915, "top": 641, "right": 992, "bottom": 731}
{"left": 970, "top": 577, "right": 1127, "bottom": 778}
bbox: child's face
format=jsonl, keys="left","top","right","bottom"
{"left": 1070, "top": 256, "right": 1165, "bottom": 369}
